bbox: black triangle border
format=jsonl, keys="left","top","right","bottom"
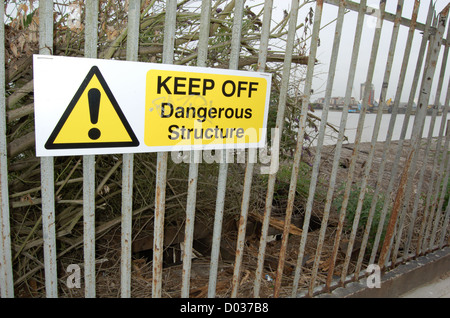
{"left": 45, "top": 66, "right": 140, "bottom": 150}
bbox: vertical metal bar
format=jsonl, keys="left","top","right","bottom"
{"left": 251, "top": 0, "right": 275, "bottom": 298}
{"left": 426, "top": 106, "right": 450, "bottom": 251}
{"left": 438, "top": 83, "right": 450, "bottom": 250}
{"left": 253, "top": 0, "right": 302, "bottom": 298}
{"left": 152, "top": 0, "right": 176, "bottom": 298}
{"left": 340, "top": 0, "right": 403, "bottom": 282}
{"left": 196, "top": 0, "right": 211, "bottom": 68}
{"left": 207, "top": 159, "right": 227, "bottom": 298}
{"left": 206, "top": 0, "right": 235, "bottom": 298}
{"left": 355, "top": 0, "right": 420, "bottom": 278}
{"left": 153, "top": 151, "right": 168, "bottom": 298}
{"left": 390, "top": 16, "right": 445, "bottom": 264}
{"left": 417, "top": 81, "right": 449, "bottom": 255}
{"left": 417, "top": 123, "right": 448, "bottom": 252}
{"left": 121, "top": 0, "right": 140, "bottom": 298}
{"left": 84, "top": 1, "right": 98, "bottom": 58}
{"left": 0, "top": 0, "right": 14, "bottom": 298}
{"left": 315, "top": 0, "right": 367, "bottom": 291}
{"left": 424, "top": 117, "right": 450, "bottom": 251}
{"left": 306, "top": 0, "right": 346, "bottom": 297}
{"left": 325, "top": 0, "right": 386, "bottom": 289}
{"left": 378, "top": 6, "right": 448, "bottom": 268}
{"left": 402, "top": 23, "right": 450, "bottom": 260}
{"left": 369, "top": 0, "right": 435, "bottom": 265}
{"left": 222, "top": 0, "right": 247, "bottom": 298}
{"left": 439, "top": 153, "right": 450, "bottom": 249}
{"left": 83, "top": 0, "right": 99, "bottom": 299}
{"left": 181, "top": 0, "right": 211, "bottom": 298}
{"left": 388, "top": 8, "right": 448, "bottom": 264}
{"left": 252, "top": 0, "right": 302, "bottom": 298}
{"left": 429, "top": 150, "right": 450, "bottom": 249}
{"left": 39, "top": 0, "right": 58, "bottom": 298}
{"left": 180, "top": 149, "right": 200, "bottom": 298}
{"left": 277, "top": 0, "right": 323, "bottom": 298}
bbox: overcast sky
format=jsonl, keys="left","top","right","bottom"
{"left": 249, "top": 0, "right": 450, "bottom": 105}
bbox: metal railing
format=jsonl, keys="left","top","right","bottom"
{"left": 0, "top": 0, "right": 449, "bottom": 298}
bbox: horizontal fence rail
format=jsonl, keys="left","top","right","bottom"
{"left": 0, "top": 0, "right": 449, "bottom": 298}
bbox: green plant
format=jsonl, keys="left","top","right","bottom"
{"left": 334, "top": 184, "right": 389, "bottom": 249}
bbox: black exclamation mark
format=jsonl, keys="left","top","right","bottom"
{"left": 88, "top": 88, "right": 101, "bottom": 140}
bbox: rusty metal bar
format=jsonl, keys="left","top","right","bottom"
{"left": 390, "top": 14, "right": 448, "bottom": 263}
{"left": 424, "top": 115, "right": 450, "bottom": 252}
{"left": 0, "top": 0, "right": 14, "bottom": 298}
{"left": 225, "top": 0, "right": 248, "bottom": 298}
{"left": 355, "top": 0, "right": 421, "bottom": 278}
{"left": 83, "top": 0, "right": 99, "bottom": 298}
{"left": 378, "top": 5, "right": 448, "bottom": 269}
{"left": 209, "top": 0, "right": 246, "bottom": 298}
{"left": 340, "top": 0, "right": 404, "bottom": 283}
{"left": 207, "top": 153, "right": 228, "bottom": 298}
{"left": 39, "top": 0, "right": 58, "bottom": 298}
{"left": 181, "top": 0, "right": 211, "bottom": 298}
{"left": 251, "top": 0, "right": 276, "bottom": 298}
{"left": 334, "top": 0, "right": 387, "bottom": 284}
{"left": 369, "top": 0, "right": 435, "bottom": 266}
{"left": 385, "top": 8, "right": 448, "bottom": 265}
{"left": 280, "top": 0, "right": 323, "bottom": 298}
{"left": 418, "top": 96, "right": 450, "bottom": 254}
{"left": 120, "top": 0, "right": 140, "bottom": 298}
{"left": 424, "top": 110, "right": 450, "bottom": 252}
{"left": 232, "top": 0, "right": 272, "bottom": 297}
{"left": 401, "top": 22, "right": 450, "bottom": 261}
{"left": 439, "top": 143, "right": 450, "bottom": 249}
{"left": 324, "top": 0, "right": 386, "bottom": 289}
{"left": 310, "top": 0, "right": 367, "bottom": 293}
{"left": 307, "top": 0, "right": 346, "bottom": 297}
{"left": 429, "top": 150, "right": 450, "bottom": 249}
{"left": 437, "top": 82, "right": 450, "bottom": 250}
{"left": 417, "top": 126, "right": 449, "bottom": 253}
{"left": 152, "top": 0, "right": 177, "bottom": 298}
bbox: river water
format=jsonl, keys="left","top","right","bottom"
{"left": 309, "top": 110, "right": 448, "bottom": 146}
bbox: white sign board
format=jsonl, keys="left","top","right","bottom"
{"left": 33, "top": 55, "right": 272, "bottom": 157}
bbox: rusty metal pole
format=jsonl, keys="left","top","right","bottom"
{"left": 274, "top": 0, "right": 323, "bottom": 298}
{"left": 368, "top": 0, "right": 435, "bottom": 266}
{"left": 181, "top": 0, "right": 211, "bottom": 298}
{"left": 39, "top": 0, "right": 58, "bottom": 299}
{"left": 83, "top": 0, "right": 99, "bottom": 299}
{"left": 325, "top": 0, "right": 386, "bottom": 290}
{"left": 378, "top": 4, "right": 449, "bottom": 269}
{"left": 152, "top": 0, "right": 177, "bottom": 298}
{"left": 0, "top": 0, "right": 14, "bottom": 298}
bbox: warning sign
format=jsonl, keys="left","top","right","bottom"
{"left": 145, "top": 70, "right": 268, "bottom": 148}
{"left": 33, "top": 55, "right": 271, "bottom": 156}
{"left": 45, "top": 66, "right": 139, "bottom": 149}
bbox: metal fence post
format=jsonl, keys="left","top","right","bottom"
{"left": 369, "top": 0, "right": 435, "bottom": 266}
{"left": 181, "top": 0, "right": 211, "bottom": 298}
{"left": 0, "top": 0, "right": 14, "bottom": 298}
{"left": 83, "top": 0, "right": 99, "bottom": 298}
{"left": 39, "top": 0, "right": 58, "bottom": 298}
{"left": 355, "top": 0, "right": 421, "bottom": 278}
{"left": 152, "top": 0, "right": 177, "bottom": 298}
{"left": 282, "top": 0, "right": 323, "bottom": 298}
{"left": 378, "top": 4, "right": 449, "bottom": 269}
{"left": 307, "top": 0, "right": 347, "bottom": 296}
{"left": 121, "top": 0, "right": 141, "bottom": 298}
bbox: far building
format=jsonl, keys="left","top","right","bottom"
{"left": 360, "top": 83, "right": 375, "bottom": 105}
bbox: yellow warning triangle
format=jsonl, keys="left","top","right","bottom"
{"left": 45, "top": 66, "right": 139, "bottom": 150}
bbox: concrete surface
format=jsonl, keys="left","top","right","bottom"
{"left": 314, "top": 246, "right": 450, "bottom": 298}
{"left": 399, "top": 271, "right": 450, "bottom": 298}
